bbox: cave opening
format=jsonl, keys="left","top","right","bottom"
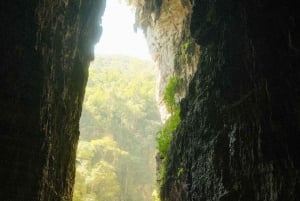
{"left": 1, "top": 0, "right": 299, "bottom": 201}
{"left": 73, "top": 1, "right": 161, "bottom": 200}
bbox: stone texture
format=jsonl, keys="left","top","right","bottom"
{"left": 0, "top": 0, "right": 105, "bottom": 200}
{"left": 133, "top": 0, "right": 200, "bottom": 121}
{"left": 161, "top": 0, "right": 300, "bottom": 200}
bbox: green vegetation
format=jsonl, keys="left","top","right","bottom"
{"left": 157, "top": 76, "right": 181, "bottom": 185}
{"left": 74, "top": 55, "right": 161, "bottom": 201}
{"left": 75, "top": 56, "right": 182, "bottom": 200}
{"left": 174, "top": 38, "right": 196, "bottom": 70}
{"left": 163, "top": 76, "right": 180, "bottom": 113}
{"left": 73, "top": 138, "right": 125, "bottom": 201}
{"left": 177, "top": 167, "right": 184, "bottom": 177}
{"left": 156, "top": 110, "right": 180, "bottom": 158}
{"left": 157, "top": 76, "right": 180, "bottom": 158}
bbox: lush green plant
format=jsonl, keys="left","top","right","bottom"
{"left": 157, "top": 76, "right": 181, "bottom": 187}
{"left": 157, "top": 76, "right": 180, "bottom": 157}
{"left": 163, "top": 76, "right": 180, "bottom": 114}
{"left": 157, "top": 109, "right": 180, "bottom": 158}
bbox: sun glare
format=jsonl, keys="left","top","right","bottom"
{"left": 74, "top": 2, "right": 159, "bottom": 200}
{"left": 94, "top": 0, "right": 151, "bottom": 60}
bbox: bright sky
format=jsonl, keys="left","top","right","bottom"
{"left": 94, "top": 0, "right": 151, "bottom": 60}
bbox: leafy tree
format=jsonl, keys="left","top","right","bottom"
{"left": 74, "top": 55, "right": 161, "bottom": 201}
{"left": 74, "top": 137, "right": 127, "bottom": 201}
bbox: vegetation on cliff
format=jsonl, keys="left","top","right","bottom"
{"left": 157, "top": 76, "right": 181, "bottom": 187}
{"left": 157, "top": 76, "right": 181, "bottom": 158}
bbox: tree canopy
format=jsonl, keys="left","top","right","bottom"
{"left": 74, "top": 55, "right": 161, "bottom": 201}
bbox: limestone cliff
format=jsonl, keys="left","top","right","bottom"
{"left": 132, "top": 0, "right": 200, "bottom": 120}
{"left": 0, "top": 1, "right": 105, "bottom": 200}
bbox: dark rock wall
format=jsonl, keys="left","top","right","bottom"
{"left": 162, "top": 0, "right": 300, "bottom": 201}
{"left": 0, "top": 0, "right": 105, "bottom": 200}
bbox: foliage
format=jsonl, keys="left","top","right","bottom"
{"left": 177, "top": 167, "right": 184, "bottom": 177}
{"left": 73, "top": 138, "right": 126, "bottom": 201}
{"left": 156, "top": 76, "right": 181, "bottom": 187}
{"left": 74, "top": 55, "right": 161, "bottom": 201}
{"left": 157, "top": 76, "right": 181, "bottom": 158}
{"left": 163, "top": 76, "right": 180, "bottom": 114}
{"left": 174, "top": 39, "right": 196, "bottom": 70}
{"left": 157, "top": 109, "right": 180, "bottom": 158}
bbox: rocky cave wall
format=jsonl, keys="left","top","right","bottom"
{"left": 161, "top": 0, "right": 300, "bottom": 201}
{"left": 0, "top": 1, "right": 105, "bottom": 200}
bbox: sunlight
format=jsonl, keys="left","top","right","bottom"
{"left": 94, "top": 0, "right": 151, "bottom": 60}
{"left": 74, "top": 1, "right": 160, "bottom": 201}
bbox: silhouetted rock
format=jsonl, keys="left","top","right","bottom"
{"left": 161, "top": 1, "right": 300, "bottom": 200}
{"left": 0, "top": 1, "right": 105, "bottom": 200}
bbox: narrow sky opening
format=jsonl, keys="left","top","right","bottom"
{"left": 94, "top": 0, "right": 151, "bottom": 60}
{"left": 74, "top": 1, "right": 160, "bottom": 200}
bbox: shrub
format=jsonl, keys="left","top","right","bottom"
{"left": 163, "top": 76, "right": 180, "bottom": 114}
{"left": 157, "top": 108, "right": 180, "bottom": 158}
{"left": 157, "top": 76, "right": 181, "bottom": 186}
